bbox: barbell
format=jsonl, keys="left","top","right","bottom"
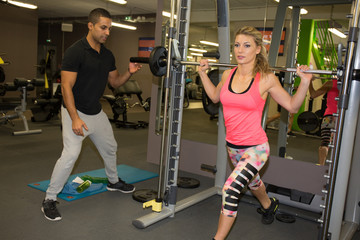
{"left": 130, "top": 46, "right": 338, "bottom": 77}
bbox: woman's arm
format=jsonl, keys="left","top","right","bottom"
{"left": 197, "top": 59, "right": 228, "bottom": 103}
{"left": 267, "top": 65, "right": 313, "bottom": 113}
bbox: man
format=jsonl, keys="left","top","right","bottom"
{"left": 41, "top": 8, "right": 142, "bottom": 221}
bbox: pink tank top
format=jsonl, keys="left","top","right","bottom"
{"left": 324, "top": 79, "right": 339, "bottom": 116}
{"left": 220, "top": 68, "right": 268, "bottom": 146}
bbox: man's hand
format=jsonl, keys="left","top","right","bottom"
{"left": 72, "top": 118, "right": 88, "bottom": 136}
{"left": 128, "top": 62, "right": 142, "bottom": 74}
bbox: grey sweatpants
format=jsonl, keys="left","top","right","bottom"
{"left": 45, "top": 106, "right": 119, "bottom": 200}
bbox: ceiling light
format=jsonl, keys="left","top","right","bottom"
{"left": 191, "top": 52, "right": 203, "bottom": 56}
{"left": 2, "top": 0, "right": 37, "bottom": 9}
{"left": 112, "top": 22, "right": 136, "bottom": 30}
{"left": 108, "top": 0, "right": 127, "bottom": 4}
{"left": 162, "top": 11, "right": 177, "bottom": 19}
{"left": 208, "top": 59, "right": 217, "bottom": 62}
{"left": 287, "top": 6, "right": 308, "bottom": 15}
{"left": 189, "top": 48, "right": 207, "bottom": 53}
{"left": 328, "top": 28, "right": 347, "bottom": 38}
{"left": 300, "top": 8, "right": 308, "bottom": 14}
{"left": 200, "top": 40, "right": 219, "bottom": 47}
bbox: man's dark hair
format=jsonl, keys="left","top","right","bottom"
{"left": 88, "top": 8, "right": 112, "bottom": 24}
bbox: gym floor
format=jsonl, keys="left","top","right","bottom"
{"left": 0, "top": 99, "right": 359, "bottom": 240}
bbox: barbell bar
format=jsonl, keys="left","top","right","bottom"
{"left": 130, "top": 46, "right": 338, "bottom": 77}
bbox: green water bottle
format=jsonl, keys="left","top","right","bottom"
{"left": 76, "top": 180, "right": 91, "bottom": 193}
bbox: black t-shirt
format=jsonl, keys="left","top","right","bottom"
{"left": 61, "top": 37, "right": 116, "bottom": 115}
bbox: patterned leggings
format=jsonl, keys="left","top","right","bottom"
{"left": 321, "top": 115, "right": 336, "bottom": 146}
{"left": 221, "top": 142, "right": 270, "bottom": 217}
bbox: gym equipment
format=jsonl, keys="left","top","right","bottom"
{"left": 0, "top": 55, "right": 10, "bottom": 83}
{"left": 202, "top": 69, "right": 219, "bottom": 119}
{"left": 132, "top": 189, "right": 158, "bottom": 203}
{"left": 28, "top": 164, "right": 158, "bottom": 202}
{"left": 297, "top": 98, "right": 321, "bottom": 133}
{"left": 129, "top": 46, "right": 339, "bottom": 77}
{"left": 139, "top": 2, "right": 360, "bottom": 240}
{"left": 103, "top": 79, "right": 150, "bottom": 129}
{"left": 31, "top": 84, "right": 62, "bottom": 122}
{"left": 0, "top": 66, "right": 5, "bottom": 83}
{"left": 276, "top": 213, "right": 296, "bottom": 223}
{"left": 0, "top": 78, "right": 43, "bottom": 135}
{"left": 177, "top": 177, "right": 200, "bottom": 189}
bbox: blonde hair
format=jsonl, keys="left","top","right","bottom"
{"left": 234, "top": 26, "right": 270, "bottom": 75}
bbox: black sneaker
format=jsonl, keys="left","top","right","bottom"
{"left": 258, "top": 197, "right": 279, "bottom": 224}
{"left": 41, "top": 199, "right": 62, "bottom": 221}
{"left": 107, "top": 178, "right": 135, "bottom": 193}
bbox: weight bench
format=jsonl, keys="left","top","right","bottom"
{"left": 103, "top": 79, "right": 150, "bottom": 129}
{"left": 0, "top": 78, "right": 44, "bottom": 135}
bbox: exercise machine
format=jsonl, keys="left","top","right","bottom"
{"left": 0, "top": 78, "right": 44, "bottom": 135}
{"left": 137, "top": 1, "right": 359, "bottom": 240}
{"left": 103, "top": 79, "right": 150, "bottom": 129}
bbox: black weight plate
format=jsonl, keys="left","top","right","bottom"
{"left": 149, "top": 46, "right": 167, "bottom": 77}
{"left": 297, "top": 111, "right": 319, "bottom": 132}
{"left": 132, "top": 189, "right": 158, "bottom": 203}
{"left": 0, "top": 66, "right": 5, "bottom": 83}
{"left": 315, "top": 109, "right": 325, "bottom": 119}
{"left": 276, "top": 213, "right": 296, "bottom": 223}
{"left": 207, "top": 69, "right": 220, "bottom": 85}
{"left": 177, "top": 177, "right": 200, "bottom": 189}
{"left": 202, "top": 69, "right": 220, "bottom": 116}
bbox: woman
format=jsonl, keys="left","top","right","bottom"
{"left": 309, "top": 78, "right": 338, "bottom": 165}
{"left": 198, "top": 26, "right": 313, "bottom": 240}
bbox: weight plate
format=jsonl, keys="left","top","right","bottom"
{"left": 297, "top": 111, "right": 319, "bottom": 132}
{"left": 315, "top": 109, "right": 325, "bottom": 119}
{"left": 149, "top": 46, "right": 167, "bottom": 77}
{"left": 132, "top": 189, "right": 158, "bottom": 203}
{"left": 202, "top": 69, "right": 220, "bottom": 116}
{"left": 276, "top": 213, "right": 296, "bottom": 223}
{"left": 177, "top": 177, "right": 200, "bottom": 189}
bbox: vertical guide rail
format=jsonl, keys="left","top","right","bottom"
{"left": 261, "top": 0, "right": 287, "bottom": 129}
{"left": 320, "top": 0, "right": 360, "bottom": 239}
{"left": 163, "top": 0, "right": 191, "bottom": 216}
{"left": 156, "top": 0, "right": 177, "bottom": 202}
{"left": 276, "top": 6, "right": 300, "bottom": 157}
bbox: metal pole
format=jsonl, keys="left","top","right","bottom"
{"left": 179, "top": 61, "right": 336, "bottom": 75}
{"left": 277, "top": 6, "right": 300, "bottom": 157}
{"left": 322, "top": 0, "right": 360, "bottom": 239}
{"left": 156, "top": 0, "right": 177, "bottom": 200}
{"left": 214, "top": 0, "right": 230, "bottom": 190}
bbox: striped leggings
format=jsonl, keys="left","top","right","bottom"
{"left": 221, "top": 142, "right": 270, "bottom": 217}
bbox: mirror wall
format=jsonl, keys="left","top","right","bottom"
{"left": 162, "top": 1, "right": 350, "bottom": 164}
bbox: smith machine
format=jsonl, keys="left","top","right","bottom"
{"left": 131, "top": 0, "right": 360, "bottom": 239}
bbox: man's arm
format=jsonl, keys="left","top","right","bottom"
{"left": 61, "top": 70, "right": 88, "bottom": 136}
{"left": 309, "top": 80, "right": 333, "bottom": 99}
{"left": 108, "top": 62, "right": 142, "bottom": 89}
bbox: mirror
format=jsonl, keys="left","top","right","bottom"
{"left": 163, "top": 1, "right": 349, "bottom": 165}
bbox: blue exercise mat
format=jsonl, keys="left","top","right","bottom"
{"left": 28, "top": 164, "right": 158, "bottom": 201}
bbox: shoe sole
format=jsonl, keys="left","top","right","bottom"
{"left": 106, "top": 186, "right": 136, "bottom": 193}
{"left": 41, "top": 207, "right": 62, "bottom": 221}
